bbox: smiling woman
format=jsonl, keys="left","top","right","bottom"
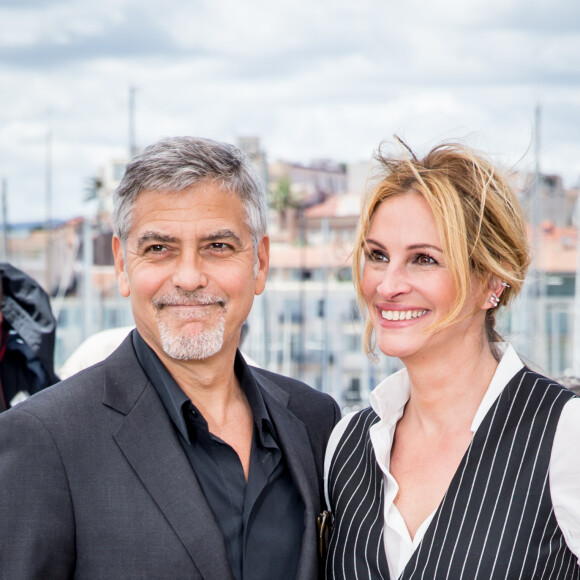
{"left": 359, "top": 191, "right": 487, "bottom": 362}
{"left": 323, "top": 139, "right": 580, "bottom": 580}
{"left": 353, "top": 140, "right": 529, "bottom": 356}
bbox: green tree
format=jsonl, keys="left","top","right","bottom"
{"left": 270, "top": 176, "right": 298, "bottom": 229}
{"left": 84, "top": 176, "right": 103, "bottom": 202}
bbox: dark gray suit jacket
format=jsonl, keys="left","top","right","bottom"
{"left": 0, "top": 334, "right": 341, "bottom": 579}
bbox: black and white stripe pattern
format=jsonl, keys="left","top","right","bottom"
{"left": 326, "top": 369, "right": 579, "bottom": 580}
{"left": 326, "top": 407, "right": 389, "bottom": 579}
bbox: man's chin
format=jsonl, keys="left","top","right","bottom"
{"left": 163, "top": 344, "right": 223, "bottom": 361}
{"left": 158, "top": 332, "right": 223, "bottom": 361}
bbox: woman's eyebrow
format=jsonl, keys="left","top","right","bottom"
{"left": 364, "top": 237, "right": 385, "bottom": 248}
{"left": 364, "top": 240, "right": 443, "bottom": 253}
{"left": 407, "top": 243, "right": 443, "bottom": 253}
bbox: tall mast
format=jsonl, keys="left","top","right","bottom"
{"left": 129, "top": 86, "right": 137, "bottom": 158}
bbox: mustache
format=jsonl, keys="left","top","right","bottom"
{"left": 152, "top": 291, "right": 228, "bottom": 310}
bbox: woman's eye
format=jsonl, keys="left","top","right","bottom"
{"left": 367, "top": 250, "right": 388, "bottom": 262}
{"left": 415, "top": 254, "right": 436, "bottom": 265}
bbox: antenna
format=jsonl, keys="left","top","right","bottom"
{"left": 45, "top": 109, "right": 53, "bottom": 293}
{"left": 1, "top": 177, "right": 8, "bottom": 261}
{"left": 129, "top": 86, "right": 137, "bottom": 158}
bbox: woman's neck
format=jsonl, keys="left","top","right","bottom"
{"left": 402, "top": 337, "right": 500, "bottom": 435}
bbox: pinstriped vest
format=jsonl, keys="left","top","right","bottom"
{"left": 326, "top": 369, "right": 580, "bottom": 580}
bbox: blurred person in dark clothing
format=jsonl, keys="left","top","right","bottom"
{"left": 0, "top": 262, "right": 59, "bottom": 411}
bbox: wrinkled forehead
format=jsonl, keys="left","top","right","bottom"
{"left": 127, "top": 184, "right": 246, "bottom": 225}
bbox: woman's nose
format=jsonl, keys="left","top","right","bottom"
{"left": 376, "top": 265, "right": 411, "bottom": 298}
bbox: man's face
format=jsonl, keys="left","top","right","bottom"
{"left": 113, "top": 182, "right": 269, "bottom": 364}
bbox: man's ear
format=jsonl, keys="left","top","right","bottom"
{"left": 254, "top": 235, "right": 270, "bottom": 296}
{"left": 112, "top": 236, "right": 130, "bottom": 298}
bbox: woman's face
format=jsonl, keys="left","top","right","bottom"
{"left": 361, "top": 191, "right": 487, "bottom": 363}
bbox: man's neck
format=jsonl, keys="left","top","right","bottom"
{"left": 161, "top": 346, "right": 239, "bottom": 403}
{"left": 167, "top": 349, "right": 254, "bottom": 480}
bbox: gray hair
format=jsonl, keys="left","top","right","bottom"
{"left": 112, "top": 136, "right": 268, "bottom": 251}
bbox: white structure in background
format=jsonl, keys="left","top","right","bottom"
{"left": 59, "top": 326, "right": 134, "bottom": 378}
{"left": 7, "top": 135, "right": 575, "bottom": 409}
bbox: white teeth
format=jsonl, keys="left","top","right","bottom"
{"left": 381, "top": 309, "right": 427, "bottom": 321}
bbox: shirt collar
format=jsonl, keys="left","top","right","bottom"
{"left": 470, "top": 342, "right": 524, "bottom": 431}
{"left": 369, "top": 366, "right": 410, "bottom": 429}
{"left": 132, "top": 330, "right": 275, "bottom": 446}
{"left": 233, "top": 353, "right": 276, "bottom": 447}
{"left": 368, "top": 342, "right": 525, "bottom": 433}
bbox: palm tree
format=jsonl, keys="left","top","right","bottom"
{"left": 270, "top": 176, "right": 298, "bottom": 229}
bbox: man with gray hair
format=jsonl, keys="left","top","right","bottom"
{"left": 0, "top": 136, "right": 340, "bottom": 579}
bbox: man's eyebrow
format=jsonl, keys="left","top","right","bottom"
{"left": 135, "top": 232, "right": 178, "bottom": 251}
{"left": 200, "top": 229, "right": 244, "bottom": 246}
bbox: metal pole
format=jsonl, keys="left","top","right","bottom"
{"left": 574, "top": 196, "right": 580, "bottom": 377}
{"left": 82, "top": 217, "right": 94, "bottom": 341}
{"left": 321, "top": 216, "right": 329, "bottom": 393}
{"left": 299, "top": 208, "right": 306, "bottom": 381}
{"left": 531, "top": 104, "right": 544, "bottom": 366}
{"left": 1, "top": 178, "right": 8, "bottom": 261}
{"left": 550, "top": 307, "right": 559, "bottom": 377}
{"left": 45, "top": 113, "right": 53, "bottom": 293}
{"left": 129, "top": 86, "right": 137, "bottom": 158}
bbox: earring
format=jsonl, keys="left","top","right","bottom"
{"left": 489, "top": 293, "right": 499, "bottom": 307}
{"left": 501, "top": 281, "right": 510, "bottom": 288}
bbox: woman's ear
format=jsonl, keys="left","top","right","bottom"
{"left": 484, "top": 277, "right": 508, "bottom": 310}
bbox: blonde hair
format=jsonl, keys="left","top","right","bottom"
{"left": 353, "top": 139, "right": 531, "bottom": 357}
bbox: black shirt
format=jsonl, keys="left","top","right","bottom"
{"left": 132, "top": 332, "right": 305, "bottom": 580}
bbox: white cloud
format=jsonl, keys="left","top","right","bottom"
{"left": 0, "top": 0, "right": 578, "bottom": 223}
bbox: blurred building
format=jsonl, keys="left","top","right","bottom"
{"left": 2, "top": 140, "right": 579, "bottom": 410}
{"left": 513, "top": 172, "right": 579, "bottom": 227}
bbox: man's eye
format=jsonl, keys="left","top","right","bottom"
{"left": 209, "top": 243, "right": 233, "bottom": 252}
{"left": 147, "top": 245, "right": 166, "bottom": 253}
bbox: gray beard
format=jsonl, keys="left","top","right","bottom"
{"left": 153, "top": 291, "right": 228, "bottom": 361}
{"left": 157, "top": 315, "right": 225, "bottom": 360}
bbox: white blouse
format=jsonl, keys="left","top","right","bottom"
{"left": 324, "top": 344, "right": 580, "bottom": 578}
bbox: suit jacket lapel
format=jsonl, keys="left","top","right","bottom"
{"left": 103, "top": 337, "right": 234, "bottom": 580}
{"left": 254, "top": 372, "right": 320, "bottom": 580}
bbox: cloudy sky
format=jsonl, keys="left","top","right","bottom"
{"left": 0, "top": 0, "right": 579, "bottom": 223}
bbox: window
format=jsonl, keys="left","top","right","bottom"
{"left": 343, "top": 378, "right": 361, "bottom": 402}
{"left": 344, "top": 334, "right": 359, "bottom": 352}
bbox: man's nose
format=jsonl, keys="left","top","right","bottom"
{"left": 171, "top": 253, "right": 208, "bottom": 291}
